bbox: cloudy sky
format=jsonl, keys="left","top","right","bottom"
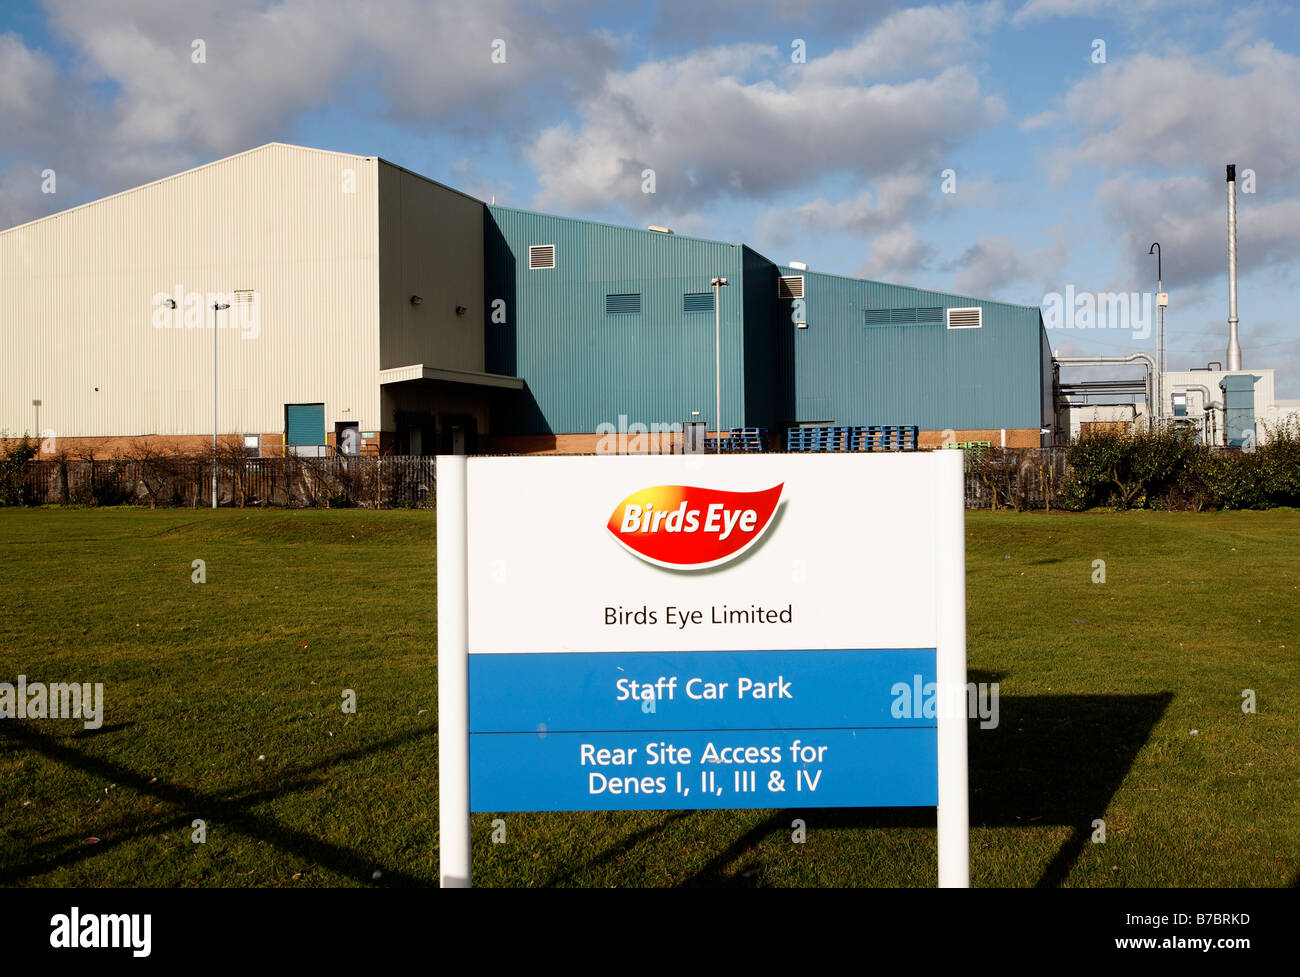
{"left": 3, "top": 0, "right": 1298, "bottom": 394}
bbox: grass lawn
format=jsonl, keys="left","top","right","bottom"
{"left": 0, "top": 506, "right": 1296, "bottom": 887}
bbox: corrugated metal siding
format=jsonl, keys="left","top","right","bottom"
{"left": 782, "top": 266, "right": 1046, "bottom": 430}
{"left": 1040, "top": 321, "right": 1054, "bottom": 429}
{"left": 484, "top": 207, "right": 746, "bottom": 434}
{"left": 604, "top": 292, "right": 642, "bottom": 315}
{"left": 1, "top": 143, "right": 381, "bottom": 440}
{"left": 865, "top": 307, "right": 944, "bottom": 325}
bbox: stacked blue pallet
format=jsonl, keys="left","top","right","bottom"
{"left": 787, "top": 426, "right": 846, "bottom": 451}
{"left": 785, "top": 425, "right": 919, "bottom": 452}
{"left": 704, "top": 428, "right": 768, "bottom": 452}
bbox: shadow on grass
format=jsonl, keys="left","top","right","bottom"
{"left": 675, "top": 690, "right": 1172, "bottom": 887}
{"left": 71, "top": 722, "right": 135, "bottom": 738}
{"left": 971, "top": 692, "right": 1173, "bottom": 887}
{"left": 0, "top": 720, "right": 435, "bottom": 886}
{"left": 541, "top": 812, "right": 693, "bottom": 887}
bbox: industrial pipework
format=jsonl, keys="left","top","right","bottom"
{"left": 1054, "top": 352, "right": 1158, "bottom": 421}
{"left": 1171, "top": 383, "right": 1224, "bottom": 446}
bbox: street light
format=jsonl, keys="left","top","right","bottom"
{"left": 710, "top": 276, "right": 729, "bottom": 451}
{"left": 1148, "top": 243, "right": 1166, "bottom": 429}
{"left": 212, "top": 301, "right": 230, "bottom": 509}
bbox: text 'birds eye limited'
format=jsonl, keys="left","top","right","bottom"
{"left": 605, "top": 484, "right": 784, "bottom": 569}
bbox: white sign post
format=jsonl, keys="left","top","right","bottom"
{"left": 438, "top": 452, "right": 968, "bottom": 887}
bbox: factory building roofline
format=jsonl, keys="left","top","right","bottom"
{"left": 0, "top": 142, "right": 373, "bottom": 237}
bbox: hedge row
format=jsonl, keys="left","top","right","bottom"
{"left": 1061, "top": 424, "right": 1300, "bottom": 511}
{"left": 0, "top": 437, "right": 38, "bottom": 506}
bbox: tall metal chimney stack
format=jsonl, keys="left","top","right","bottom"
{"left": 1226, "top": 163, "right": 1242, "bottom": 370}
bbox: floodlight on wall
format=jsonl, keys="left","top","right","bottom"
{"left": 456, "top": 305, "right": 467, "bottom": 316}
{"left": 410, "top": 295, "right": 423, "bottom": 305}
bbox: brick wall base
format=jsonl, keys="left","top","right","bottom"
{"left": 483, "top": 432, "right": 687, "bottom": 455}
{"left": 916, "top": 428, "right": 1044, "bottom": 449}
{"left": 6, "top": 427, "right": 1047, "bottom": 459}
{"left": 5, "top": 432, "right": 300, "bottom": 459}
{"left": 484, "top": 428, "right": 1045, "bottom": 455}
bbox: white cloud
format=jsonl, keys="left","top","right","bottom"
{"left": 646, "top": 0, "right": 904, "bottom": 41}
{"left": 38, "top": 0, "right": 618, "bottom": 154}
{"left": 755, "top": 170, "right": 934, "bottom": 244}
{"left": 0, "top": 0, "right": 619, "bottom": 227}
{"left": 752, "top": 167, "right": 999, "bottom": 254}
{"left": 0, "top": 31, "right": 59, "bottom": 125}
{"left": 1049, "top": 44, "right": 1300, "bottom": 189}
{"left": 1095, "top": 173, "right": 1300, "bottom": 289}
{"left": 857, "top": 224, "right": 939, "bottom": 281}
{"left": 803, "top": 1, "right": 1003, "bottom": 82}
{"left": 949, "top": 230, "right": 1068, "bottom": 297}
{"left": 1011, "top": 0, "right": 1179, "bottom": 24}
{"left": 527, "top": 39, "right": 1006, "bottom": 212}
{"left": 1018, "top": 110, "right": 1058, "bottom": 132}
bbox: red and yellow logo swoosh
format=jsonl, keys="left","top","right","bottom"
{"left": 606, "top": 483, "right": 784, "bottom": 569}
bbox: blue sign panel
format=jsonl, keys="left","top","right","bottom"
{"left": 469, "top": 648, "right": 937, "bottom": 812}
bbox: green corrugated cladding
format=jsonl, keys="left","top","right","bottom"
{"left": 482, "top": 202, "right": 1052, "bottom": 436}
{"left": 485, "top": 206, "right": 747, "bottom": 434}
{"left": 779, "top": 266, "right": 1050, "bottom": 431}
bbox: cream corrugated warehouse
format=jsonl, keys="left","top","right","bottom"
{"left": 1, "top": 143, "right": 519, "bottom": 458}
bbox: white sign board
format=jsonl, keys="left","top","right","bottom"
{"left": 438, "top": 452, "right": 968, "bottom": 886}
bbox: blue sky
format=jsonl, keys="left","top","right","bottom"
{"left": 3, "top": 0, "right": 1298, "bottom": 393}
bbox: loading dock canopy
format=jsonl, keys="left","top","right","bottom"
{"left": 379, "top": 364, "right": 524, "bottom": 390}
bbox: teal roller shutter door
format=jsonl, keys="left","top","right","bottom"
{"left": 286, "top": 403, "right": 326, "bottom": 446}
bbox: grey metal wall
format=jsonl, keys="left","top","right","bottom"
{"left": 378, "top": 162, "right": 485, "bottom": 373}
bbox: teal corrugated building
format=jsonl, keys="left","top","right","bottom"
{"left": 484, "top": 204, "right": 1052, "bottom": 450}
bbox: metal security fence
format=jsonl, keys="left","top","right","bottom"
{"left": 960, "top": 447, "right": 1069, "bottom": 510}
{"left": 22, "top": 455, "right": 437, "bottom": 508}
{"left": 16, "top": 447, "right": 1069, "bottom": 510}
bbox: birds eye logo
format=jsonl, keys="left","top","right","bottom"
{"left": 606, "top": 484, "right": 783, "bottom": 570}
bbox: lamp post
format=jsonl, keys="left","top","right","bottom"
{"left": 1148, "top": 243, "right": 1164, "bottom": 429}
{"left": 212, "top": 301, "right": 230, "bottom": 509}
{"left": 710, "top": 276, "right": 729, "bottom": 450}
